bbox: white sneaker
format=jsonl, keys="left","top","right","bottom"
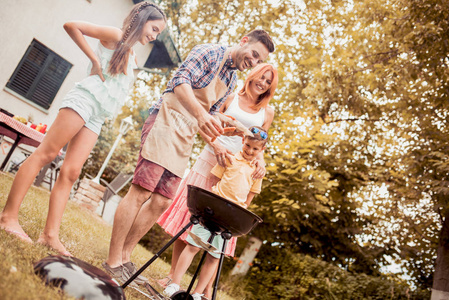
{"left": 163, "top": 283, "right": 180, "bottom": 297}
{"left": 191, "top": 293, "right": 203, "bottom": 300}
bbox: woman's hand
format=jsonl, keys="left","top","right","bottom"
{"left": 90, "top": 60, "right": 105, "bottom": 82}
{"left": 252, "top": 158, "right": 266, "bottom": 179}
{"left": 212, "top": 142, "right": 233, "bottom": 167}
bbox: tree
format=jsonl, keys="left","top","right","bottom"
{"left": 290, "top": 0, "right": 448, "bottom": 292}
{"left": 81, "top": 0, "right": 446, "bottom": 297}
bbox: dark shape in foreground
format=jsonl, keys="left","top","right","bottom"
{"left": 34, "top": 255, "right": 125, "bottom": 300}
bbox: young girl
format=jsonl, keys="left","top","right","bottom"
{"left": 0, "top": 2, "right": 166, "bottom": 256}
{"left": 156, "top": 63, "right": 278, "bottom": 298}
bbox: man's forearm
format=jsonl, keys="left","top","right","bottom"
{"left": 173, "top": 83, "right": 223, "bottom": 138}
{"left": 173, "top": 83, "right": 207, "bottom": 120}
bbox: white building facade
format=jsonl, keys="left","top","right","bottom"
{"left": 0, "top": 0, "right": 157, "bottom": 126}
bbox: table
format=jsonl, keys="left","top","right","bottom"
{"left": 0, "top": 111, "right": 45, "bottom": 171}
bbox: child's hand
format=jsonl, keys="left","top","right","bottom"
{"left": 90, "top": 60, "right": 105, "bottom": 82}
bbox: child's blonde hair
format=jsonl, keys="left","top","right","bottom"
{"left": 238, "top": 63, "right": 278, "bottom": 111}
{"left": 108, "top": 2, "right": 167, "bottom": 76}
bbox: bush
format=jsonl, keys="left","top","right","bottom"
{"left": 231, "top": 248, "right": 430, "bottom": 300}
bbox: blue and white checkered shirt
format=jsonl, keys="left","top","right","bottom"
{"left": 149, "top": 44, "right": 237, "bottom": 115}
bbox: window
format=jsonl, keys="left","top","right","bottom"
{"left": 6, "top": 39, "right": 72, "bottom": 110}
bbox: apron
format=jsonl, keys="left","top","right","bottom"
{"left": 141, "top": 49, "right": 231, "bottom": 177}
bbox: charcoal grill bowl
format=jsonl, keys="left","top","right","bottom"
{"left": 186, "top": 185, "right": 263, "bottom": 237}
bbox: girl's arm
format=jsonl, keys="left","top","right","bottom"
{"left": 244, "top": 192, "right": 256, "bottom": 208}
{"left": 252, "top": 105, "right": 275, "bottom": 179}
{"left": 133, "top": 55, "right": 140, "bottom": 77}
{"left": 63, "top": 21, "right": 122, "bottom": 81}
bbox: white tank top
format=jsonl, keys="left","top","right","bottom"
{"left": 205, "top": 95, "right": 266, "bottom": 154}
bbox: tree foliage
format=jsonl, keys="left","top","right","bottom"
{"left": 237, "top": 248, "right": 429, "bottom": 300}
{"left": 81, "top": 0, "right": 449, "bottom": 297}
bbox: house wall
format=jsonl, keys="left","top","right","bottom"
{"left": 0, "top": 0, "right": 153, "bottom": 126}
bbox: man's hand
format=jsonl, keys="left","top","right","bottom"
{"left": 173, "top": 84, "right": 224, "bottom": 139}
{"left": 197, "top": 111, "right": 224, "bottom": 140}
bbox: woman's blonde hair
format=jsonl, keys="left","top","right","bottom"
{"left": 108, "top": 2, "right": 166, "bottom": 76}
{"left": 238, "top": 63, "right": 278, "bottom": 110}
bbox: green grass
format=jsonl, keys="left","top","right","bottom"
{"left": 0, "top": 172, "right": 236, "bottom": 300}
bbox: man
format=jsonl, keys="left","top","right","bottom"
{"left": 102, "top": 29, "right": 274, "bottom": 284}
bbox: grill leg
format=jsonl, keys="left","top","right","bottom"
{"left": 211, "top": 231, "right": 232, "bottom": 300}
{"left": 122, "top": 216, "right": 199, "bottom": 289}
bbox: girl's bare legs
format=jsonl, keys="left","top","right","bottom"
{"left": 157, "top": 239, "right": 186, "bottom": 286}
{"left": 202, "top": 260, "right": 219, "bottom": 299}
{"left": 0, "top": 109, "right": 86, "bottom": 245}
{"left": 192, "top": 255, "right": 219, "bottom": 298}
{"left": 37, "top": 123, "right": 98, "bottom": 255}
{"left": 170, "top": 244, "right": 201, "bottom": 286}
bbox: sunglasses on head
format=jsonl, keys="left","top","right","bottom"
{"left": 250, "top": 127, "right": 268, "bottom": 140}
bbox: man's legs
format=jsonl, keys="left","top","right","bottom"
{"left": 122, "top": 192, "right": 173, "bottom": 263}
{"left": 106, "top": 184, "right": 152, "bottom": 268}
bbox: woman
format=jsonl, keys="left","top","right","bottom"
{"left": 157, "top": 63, "right": 278, "bottom": 299}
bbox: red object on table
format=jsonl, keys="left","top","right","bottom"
{"left": 40, "top": 124, "right": 47, "bottom": 133}
{"left": 0, "top": 111, "right": 46, "bottom": 171}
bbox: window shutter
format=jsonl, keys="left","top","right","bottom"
{"left": 6, "top": 39, "right": 72, "bottom": 109}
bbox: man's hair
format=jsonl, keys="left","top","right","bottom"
{"left": 246, "top": 29, "right": 275, "bottom": 53}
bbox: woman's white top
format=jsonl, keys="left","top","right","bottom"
{"left": 205, "top": 94, "right": 265, "bottom": 154}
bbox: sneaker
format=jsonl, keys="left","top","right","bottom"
{"left": 101, "top": 262, "right": 134, "bottom": 286}
{"left": 192, "top": 293, "right": 203, "bottom": 300}
{"left": 122, "top": 261, "right": 148, "bottom": 285}
{"left": 163, "top": 283, "right": 180, "bottom": 297}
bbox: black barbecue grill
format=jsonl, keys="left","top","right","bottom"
{"left": 34, "top": 185, "right": 263, "bottom": 300}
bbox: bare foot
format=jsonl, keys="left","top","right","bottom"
{"left": 37, "top": 233, "right": 73, "bottom": 256}
{"left": 0, "top": 215, "right": 33, "bottom": 244}
{"left": 157, "top": 276, "right": 173, "bottom": 288}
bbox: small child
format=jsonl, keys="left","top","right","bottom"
{"left": 163, "top": 126, "right": 268, "bottom": 300}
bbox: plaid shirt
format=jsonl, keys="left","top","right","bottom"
{"left": 149, "top": 44, "right": 237, "bottom": 114}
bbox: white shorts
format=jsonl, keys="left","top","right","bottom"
{"left": 60, "top": 88, "right": 109, "bottom": 135}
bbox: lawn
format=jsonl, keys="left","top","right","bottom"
{"left": 0, "top": 172, "right": 235, "bottom": 300}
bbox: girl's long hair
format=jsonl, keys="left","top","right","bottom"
{"left": 108, "top": 2, "right": 167, "bottom": 76}
{"left": 238, "top": 63, "right": 278, "bottom": 110}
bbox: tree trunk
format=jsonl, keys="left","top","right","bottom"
{"left": 230, "top": 237, "right": 262, "bottom": 276}
{"left": 432, "top": 213, "right": 449, "bottom": 300}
